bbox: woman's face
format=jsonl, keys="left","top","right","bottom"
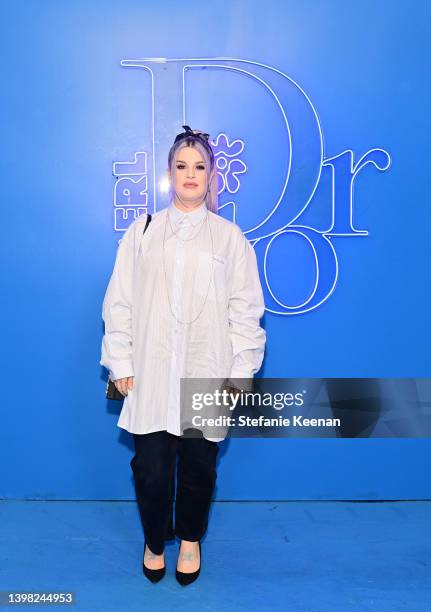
{"left": 170, "top": 145, "right": 211, "bottom": 206}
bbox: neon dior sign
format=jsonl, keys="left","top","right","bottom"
{"left": 112, "top": 57, "right": 391, "bottom": 315}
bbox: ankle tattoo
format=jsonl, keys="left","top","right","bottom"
{"left": 146, "top": 546, "right": 162, "bottom": 559}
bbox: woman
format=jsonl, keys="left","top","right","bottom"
{"left": 100, "top": 125, "right": 266, "bottom": 585}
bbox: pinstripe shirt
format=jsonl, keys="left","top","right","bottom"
{"left": 100, "top": 201, "right": 266, "bottom": 441}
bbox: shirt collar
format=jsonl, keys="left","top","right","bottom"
{"left": 168, "top": 201, "right": 208, "bottom": 226}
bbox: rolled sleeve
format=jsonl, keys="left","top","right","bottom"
{"left": 228, "top": 229, "right": 266, "bottom": 386}
{"left": 100, "top": 232, "right": 135, "bottom": 381}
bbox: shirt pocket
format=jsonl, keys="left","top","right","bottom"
{"left": 195, "top": 252, "right": 227, "bottom": 306}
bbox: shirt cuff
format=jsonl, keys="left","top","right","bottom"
{"left": 107, "top": 360, "right": 134, "bottom": 381}
{"left": 228, "top": 367, "right": 254, "bottom": 392}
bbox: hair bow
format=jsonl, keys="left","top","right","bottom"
{"left": 174, "top": 124, "right": 210, "bottom": 144}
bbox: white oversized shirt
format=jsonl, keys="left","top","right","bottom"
{"left": 100, "top": 201, "right": 266, "bottom": 441}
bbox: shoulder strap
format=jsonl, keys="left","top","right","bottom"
{"left": 134, "top": 213, "right": 152, "bottom": 260}
{"left": 143, "top": 213, "right": 152, "bottom": 235}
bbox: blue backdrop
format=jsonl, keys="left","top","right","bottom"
{"left": 2, "top": 0, "right": 430, "bottom": 500}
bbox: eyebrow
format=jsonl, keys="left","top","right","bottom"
{"left": 176, "top": 160, "right": 206, "bottom": 164}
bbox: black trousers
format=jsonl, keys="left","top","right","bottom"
{"left": 130, "top": 430, "right": 219, "bottom": 555}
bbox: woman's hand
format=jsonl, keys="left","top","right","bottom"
{"left": 221, "top": 379, "right": 245, "bottom": 407}
{"left": 114, "top": 376, "right": 134, "bottom": 396}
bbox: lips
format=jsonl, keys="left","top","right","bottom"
{"left": 184, "top": 182, "right": 198, "bottom": 187}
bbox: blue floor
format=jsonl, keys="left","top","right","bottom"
{"left": 0, "top": 500, "right": 430, "bottom": 611}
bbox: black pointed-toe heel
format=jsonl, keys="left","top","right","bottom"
{"left": 143, "top": 543, "right": 166, "bottom": 584}
{"left": 175, "top": 540, "right": 201, "bottom": 586}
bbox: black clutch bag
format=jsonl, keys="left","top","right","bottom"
{"left": 106, "top": 377, "right": 126, "bottom": 401}
{"left": 104, "top": 213, "right": 152, "bottom": 401}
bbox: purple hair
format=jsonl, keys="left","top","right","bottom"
{"left": 167, "top": 134, "right": 219, "bottom": 214}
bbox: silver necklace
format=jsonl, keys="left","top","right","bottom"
{"left": 162, "top": 208, "right": 215, "bottom": 325}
